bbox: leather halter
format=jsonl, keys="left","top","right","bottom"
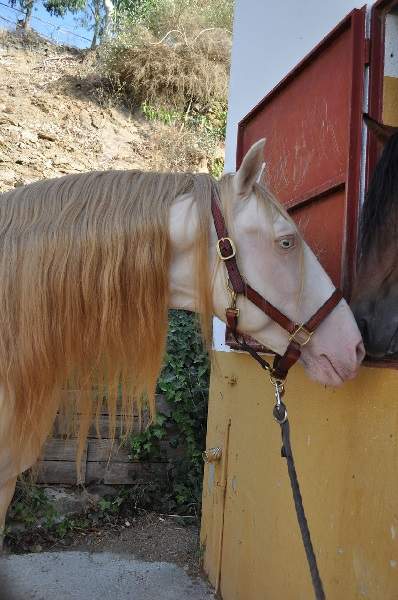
{"left": 211, "top": 186, "right": 343, "bottom": 382}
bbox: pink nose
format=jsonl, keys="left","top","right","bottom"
{"left": 356, "top": 340, "right": 366, "bottom": 365}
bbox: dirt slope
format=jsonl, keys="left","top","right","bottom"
{"left": 0, "top": 29, "right": 210, "bottom": 193}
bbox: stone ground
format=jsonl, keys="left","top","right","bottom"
{"left": 4, "top": 497, "right": 215, "bottom": 600}
{"left": 0, "top": 28, "right": 219, "bottom": 194}
{"left": 0, "top": 29, "right": 154, "bottom": 194}
{"left": 0, "top": 551, "right": 216, "bottom": 600}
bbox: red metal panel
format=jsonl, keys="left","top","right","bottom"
{"left": 236, "top": 8, "right": 366, "bottom": 294}
{"left": 291, "top": 189, "right": 346, "bottom": 287}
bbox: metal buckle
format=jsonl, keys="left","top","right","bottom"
{"left": 217, "top": 237, "right": 236, "bottom": 261}
{"left": 226, "top": 307, "right": 240, "bottom": 318}
{"left": 288, "top": 324, "right": 314, "bottom": 346}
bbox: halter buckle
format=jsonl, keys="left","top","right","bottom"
{"left": 289, "top": 324, "right": 314, "bottom": 346}
{"left": 217, "top": 237, "right": 236, "bottom": 261}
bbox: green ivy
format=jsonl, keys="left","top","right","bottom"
{"left": 129, "top": 412, "right": 168, "bottom": 461}
{"left": 6, "top": 481, "right": 58, "bottom": 530}
{"left": 129, "top": 310, "right": 210, "bottom": 515}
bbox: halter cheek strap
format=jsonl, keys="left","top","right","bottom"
{"left": 211, "top": 187, "right": 343, "bottom": 381}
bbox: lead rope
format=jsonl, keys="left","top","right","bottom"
{"left": 273, "top": 387, "right": 326, "bottom": 600}
{"left": 233, "top": 333, "right": 326, "bottom": 600}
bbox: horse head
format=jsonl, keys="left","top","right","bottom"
{"left": 208, "top": 140, "right": 364, "bottom": 385}
{"left": 351, "top": 115, "right": 398, "bottom": 358}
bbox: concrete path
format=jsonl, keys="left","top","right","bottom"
{"left": 0, "top": 551, "right": 216, "bottom": 600}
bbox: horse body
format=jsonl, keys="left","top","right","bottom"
{"left": 351, "top": 115, "right": 398, "bottom": 357}
{"left": 0, "top": 140, "right": 363, "bottom": 545}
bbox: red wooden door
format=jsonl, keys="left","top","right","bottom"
{"left": 236, "top": 8, "right": 366, "bottom": 296}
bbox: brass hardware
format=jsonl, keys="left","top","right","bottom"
{"left": 269, "top": 375, "right": 285, "bottom": 388}
{"left": 202, "top": 447, "right": 222, "bottom": 463}
{"left": 217, "top": 237, "right": 236, "bottom": 261}
{"left": 226, "top": 307, "right": 240, "bottom": 318}
{"left": 224, "top": 277, "right": 238, "bottom": 311}
{"left": 288, "top": 324, "right": 314, "bottom": 346}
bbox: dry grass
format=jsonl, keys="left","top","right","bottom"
{"left": 149, "top": 124, "right": 207, "bottom": 171}
{"left": 101, "top": 27, "right": 231, "bottom": 111}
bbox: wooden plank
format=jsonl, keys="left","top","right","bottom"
{"left": 53, "top": 415, "right": 141, "bottom": 438}
{"left": 38, "top": 439, "right": 87, "bottom": 484}
{"left": 85, "top": 462, "right": 168, "bottom": 485}
{"left": 87, "top": 439, "right": 131, "bottom": 463}
{"left": 40, "top": 438, "right": 185, "bottom": 464}
{"left": 52, "top": 394, "right": 169, "bottom": 438}
{"left": 58, "top": 392, "right": 168, "bottom": 416}
{"left": 36, "top": 460, "right": 78, "bottom": 485}
{"left": 85, "top": 439, "right": 185, "bottom": 463}
{"left": 41, "top": 438, "right": 79, "bottom": 461}
{"left": 79, "top": 438, "right": 88, "bottom": 485}
{"left": 37, "top": 460, "right": 169, "bottom": 486}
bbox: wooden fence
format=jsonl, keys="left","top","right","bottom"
{"left": 37, "top": 394, "right": 179, "bottom": 486}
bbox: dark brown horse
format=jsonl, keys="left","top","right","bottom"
{"left": 351, "top": 115, "right": 398, "bottom": 357}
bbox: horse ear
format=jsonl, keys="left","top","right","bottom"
{"left": 235, "top": 139, "right": 266, "bottom": 198}
{"left": 363, "top": 113, "right": 398, "bottom": 144}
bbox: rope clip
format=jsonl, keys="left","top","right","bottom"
{"left": 272, "top": 381, "right": 288, "bottom": 424}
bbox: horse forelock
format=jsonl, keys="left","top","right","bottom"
{"left": 0, "top": 169, "right": 216, "bottom": 468}
{"left": 360, "top": 132, "right": 398, "bottom": 259}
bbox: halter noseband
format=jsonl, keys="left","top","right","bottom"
{"left": 211, "top": 187, "right": 343, "bottom": 384}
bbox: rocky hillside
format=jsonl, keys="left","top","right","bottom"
{"left": 0, "top": 29, "right": 220, "bottom": 193}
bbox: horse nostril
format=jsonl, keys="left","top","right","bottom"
{"left": 356, "top": 340, "right": 366, "bottom": 364}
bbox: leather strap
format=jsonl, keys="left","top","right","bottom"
{"left": 272, "top": 341, "right": 302, "bottom": 381}
{"left": 304, "top": 289, "right": 343, "bottom": 332}
{"left": 211, "top": 198, "right": 246, "bottom": 294}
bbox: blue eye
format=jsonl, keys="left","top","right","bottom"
{"left": 278, "top": 236, "right": 295, "bottom": 250}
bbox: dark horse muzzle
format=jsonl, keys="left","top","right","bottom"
{"left": 352, "top": 286, "right": 398, "bottom": 358}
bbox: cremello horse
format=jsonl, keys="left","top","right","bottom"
{"left": 0, "top": 140, "right": 364, "bottom": 545}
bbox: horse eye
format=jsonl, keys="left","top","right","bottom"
{"left": 277, "top": 236, "right": 295, "bottom": 250}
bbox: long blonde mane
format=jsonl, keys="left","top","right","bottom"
{"left": 0, "top": 170, "right": 216, "bottom": 470}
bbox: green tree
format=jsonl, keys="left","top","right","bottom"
{"left": 9, "top": 0, "right": 34, "bottom": 29}
{"left": 43, "top": 0, "right": 116, "bottom": 47}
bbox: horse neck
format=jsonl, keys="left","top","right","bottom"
{"left": 168, "top": 191, "right": 219, "bottom": 313}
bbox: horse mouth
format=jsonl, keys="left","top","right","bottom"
{"left": 301, "top": 353, "right": 346, "bottom": 384}
{"left": 321, "top": 355, "right": 345, "bottom": 383}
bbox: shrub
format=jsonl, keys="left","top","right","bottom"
{"left": 116, "top": 0, "right": 234, "bottom": 37}
{"left": 100, "top": 27, "right": 230, "bottom": 112}
{"left": 98, "top": 0, "right": 233, "bottom": 112}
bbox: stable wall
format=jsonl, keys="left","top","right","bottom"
{"left": 201, "top": 354, "right": 398, "bottom": 599}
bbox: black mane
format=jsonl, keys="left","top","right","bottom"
{"left": 360, "top": 132, "right": 398, "bottom": 257}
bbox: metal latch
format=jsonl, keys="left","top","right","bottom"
{"left": 202, "top": 447, "right": 222, "bottom": 463}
